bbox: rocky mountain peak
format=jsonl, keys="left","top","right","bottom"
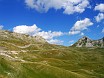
{"left": 79, "top": 36, "right": 91, "bottom": 41}
{"left": 73, "top": 36, "right": 104, "bottom": 48}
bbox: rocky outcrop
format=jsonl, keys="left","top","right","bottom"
{"left": 73, "top": 36, "right": 104, "bottom": 48}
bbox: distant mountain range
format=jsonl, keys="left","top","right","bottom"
{"left": 0, "top": 30, "right": 104, "bottom": 48}
{"left": 73, "top": 36, "right": 104, "bottom": 48}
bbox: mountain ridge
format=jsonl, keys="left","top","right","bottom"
{"left": 0, "top": 30, "right": 104, "bottom": 48}
{"left": 0, "top": 30, "right": 47, "bottom": 44}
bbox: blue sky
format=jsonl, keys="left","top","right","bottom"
{"left": 0, "top": 0, "right": 104, "bottom": 46}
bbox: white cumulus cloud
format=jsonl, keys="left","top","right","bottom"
{"left": 35, "top": 31, "right": 63, "bottom": 40}
{"left": 48, "top": 39, "right": 63, "bottom": 45}
{"left": 95, "top": 4, "right": 104, "bottom": 12}
{"left": 25, "top": 0, "right": 90, "bottom": 15}
{"left": 69, "top": 18, "right": 93, "bottom": 35}
{"left": 13, "top": 24, "right": 41, "bottom": 35}
{"left": 63, "top": 0, "right": 89, "bottom": 14}
{"left": 13, "top": 24, "right": 64, "bottom": 45}
{"left": 69, "top": 31, "right": 80, "bottom": 35}
{"left": 95, "top": 13, "right": 104, "bottom": 22}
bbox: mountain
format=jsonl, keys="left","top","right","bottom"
{"left": 72, "top": 36, "right": 104, "bottom": 48}
{"left": 0, "top": 30, "right": 104, "bottom": 78}
{"left": 0, "top": 30, "right": 47, "bottom": 44}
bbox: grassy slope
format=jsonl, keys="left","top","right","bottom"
{"left": 0, "top": 47, "right": 104, "bottom": 78}
{"left": 0, "top": 31, "right": 104, "bottom": 78}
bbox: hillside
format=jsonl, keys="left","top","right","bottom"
{"left": 0, "top": 30, "right": 104, "bottom": 78}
